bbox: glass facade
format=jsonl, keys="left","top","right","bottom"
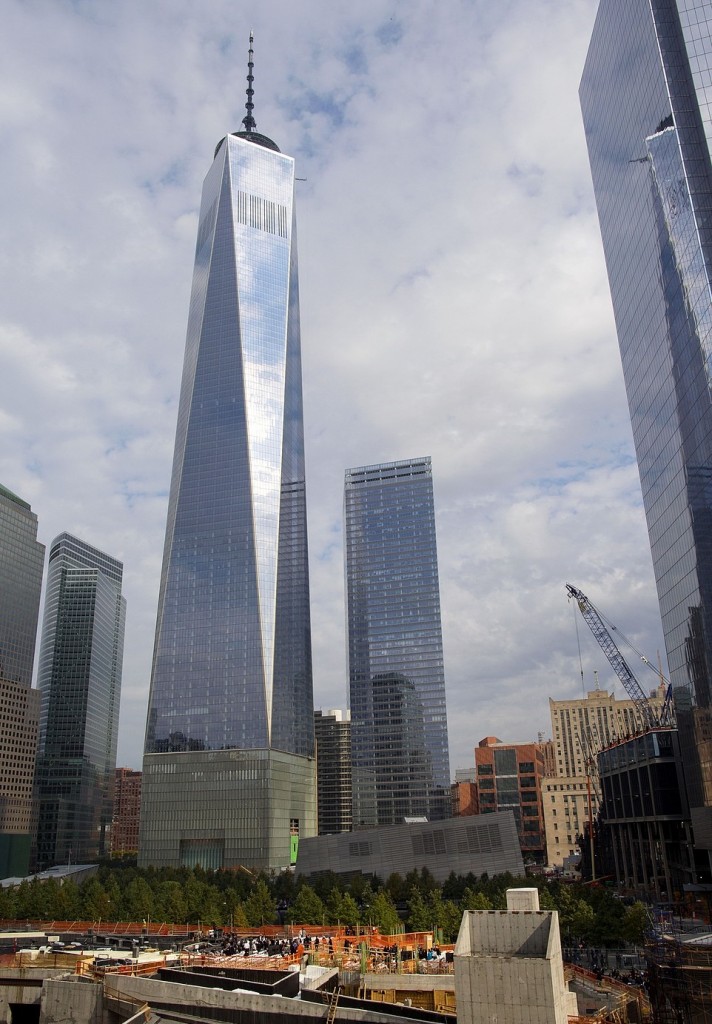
{"left": 35, "top": 533, "right": 125, "bottom": 869}
{"left": 0, "top": 485, "right": 44, "bottom": 875}
{"left": 140, "top": 125, "right": 315, "bottom": 870}
{"left": 581, "top": 0, "right": 712, "bottom": 869}
{"left": 344, "top": 457, "right": 451, "bottom": 827}
{"left": 0, "top": 483, "right": 44, "bottom": 688}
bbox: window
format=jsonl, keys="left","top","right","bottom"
{"left": 477, "top": 764, "right": 493, "bottom": 775}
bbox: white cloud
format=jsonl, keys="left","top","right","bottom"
{"left": 0, "top": 0, "right": 668, "bottom": 778}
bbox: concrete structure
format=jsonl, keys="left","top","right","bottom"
{"left": 110, "top": 768, "right": 141, "bottom": 856}
{"left": 34, "top": 533, "right": 125, "bottom": 870}
{"left": 474, "top": 737, "right": 547, "bottom": 863}
{"left": 454, "top": 892, "right": 576, "bottom": 1024}
{"left": 140, "top": 38, "right": 316, "bottom": 873}
{"left": 0, "top": 484, "right": 44, "bottom": 877}
{"left": 0, "top": 962, "right": 455, "bottom": 1024}
{"left": 345, "top": 458, "right": 450, "bottom": 827}
{"left": 296, "top": 810, "right": 524, "bottom": 884}
{"left": 581, "top": 0, "right": 712, "bottom": 876}
{"left": 314, "top": 709, "right": 352, "bottom": 835}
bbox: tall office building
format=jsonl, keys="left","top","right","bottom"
{"left": 139, "top": 40, "right": 315, "bottom": 872}
{"left": 34, "top": 533, "right": 125, "bottom": 869}
{"left": 111, "top": 768, "right": 142, "bottom": 857}
{"left": 0, "top": 485, "right": 45, "bottom": 689}
{"left": 314, "top": 709, "right": 352, "bottom": 835}
{"left": 581, "top": 0, "right": 712, "bottom": 876}
{"left": 0, "top": 485, "right": 44, "bottom": 875}
{"left": 344, "top": 457, "right": 450, "bottom": 827}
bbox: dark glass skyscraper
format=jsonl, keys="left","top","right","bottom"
{"left": 581, "top": 0, "right": 712, "bottom": 874}
{"left": 344, "top": 458, "right": 450, "bottom": 827}
{"left": 314, "top": 709, "right": 352, "bottom": 835}
{"left": 35, "top": 533, "right": 125, "bottom": 869}
{"left": 139, "top": 42, "right": 315, "bottom": 872}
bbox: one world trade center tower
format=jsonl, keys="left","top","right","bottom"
{"left": 139, "top": 39, "right": 316, "bottom": 871}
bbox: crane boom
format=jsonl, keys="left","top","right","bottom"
{"left": 566, "top": 583, "right": 660, "bottom": 729}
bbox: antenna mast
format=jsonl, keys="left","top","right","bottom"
{"left": 242, "top": 31, "right": 257, "bottom": 133}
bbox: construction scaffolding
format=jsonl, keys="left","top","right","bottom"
{"left": 647, "top": 934, "right": 712, "bottom": 1024}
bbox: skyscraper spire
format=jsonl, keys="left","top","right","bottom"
{"left": 242, "top": 31, "right": 257, "bottom": 133}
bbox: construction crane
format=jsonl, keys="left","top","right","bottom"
{"left": 565, "top": 583, "right": 674, "bottom": 731}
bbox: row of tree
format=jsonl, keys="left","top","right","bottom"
{"left": 0, "top": 865, "right": 649, "bottom": 946}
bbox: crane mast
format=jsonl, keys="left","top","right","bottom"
{"left": 565, "top": 583, "right": 669, "bottom": 730}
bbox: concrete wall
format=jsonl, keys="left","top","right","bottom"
{"left": 0, "top": 970, "right": 67, "bottom": 1024}
{"left": 106, "top": 974, "right": 442, "bottom": 1024}
{"left": 41, "top": 977, "right": 103, "bottom": 1024}
{"left": 454, "top": 910, "right": 570, "bottom": 1024}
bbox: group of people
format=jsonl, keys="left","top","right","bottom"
{"left": 212, "top": 931, "right": 336, "bottom": 960}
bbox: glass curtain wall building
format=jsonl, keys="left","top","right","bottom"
{"left": 0, "top": 484, "right": 44, "bottom": 875}
{"left": 344, "top": 457, "right": 451, "bottom": 827}
{"left": 34, "top": 533, "right": 125, "bottom": 869}
{"left": 0, "top": 484, "right": 45, "bottom": 690}
{"left": 139, "top": 46, "right": 315, "bottom": 872}
{"left": 581, "top": 0, "right": 712, "bottom": 876}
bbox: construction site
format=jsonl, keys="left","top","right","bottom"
{"left": 643, "top": 931, "right": 712, "bottom": 1024}
{"left": 0, "top": 889, "right": 655, "bottom": 1024}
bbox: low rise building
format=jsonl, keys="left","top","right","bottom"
{"left": 474, "top": 737, "right": 547, "bottom": 864}
{"left": 296, "top": 810, "right": 524, "bottom": 883}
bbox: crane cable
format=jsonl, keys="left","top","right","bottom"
{"left": 590, "top": 599, "right": 669, "bottom": 685}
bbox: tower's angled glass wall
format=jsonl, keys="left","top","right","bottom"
{"left": 581, "top": 0, "right": 712, "bottom": 867}
{"left": 144, "top": 134, "right": 313, "bottom": 760}
{"left": 0, "top": 484, "right": 45, "bottom": 689}
{"left": 35, "top": 533, "right": 125, "bottom": 868}
{"left": 140, "top": 125, "right": 315, "bottom": 871}
{"left": 345, "top": 458, "right": 451, "bottom": 827}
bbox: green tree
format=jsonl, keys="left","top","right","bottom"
{"left": 339, "top": 893, "right": 360, "bottom": 928}
{"left": 370, "top": 890, "right": 402, "bottom": 936}
{"left": 155, "top": 881, "right": 187, "bottom": 925}
{"left": 407, "top": 888, "right": 431, "bottom": 932}
{"left": 288, "top": 885, "right": 325, "bottom": 925}
{"left": 55, "top": 879, "right": 80, "bottom": 920}
{"left": 460, "top": 887, "right": 492, "bottom": 911}
{"left": 385, "top": 873, "right": 406, "bottom": 903}
{"left": 622, "top": 902, "right": 649, "bottom": 946}
{"left": 0, "top": 884, "right": 18, "bottom": 921}
{"left": 325, "top": 888, "right": 344, "bottom": 925}
{"left": 123, "top": 877, "right": 155, "bottom": 922}
{"left": 183, "top": 876, "right": 209, "bottom": 923}
{"left": 244, "top": 880, "right": 276, "bottom": 926}
{"left": 425, "top": 890, "right": 462, "bottom": 942}
{"left": 569, "top": 898, "right": 595, "bottom": 943}
{"left": 81, "top": 879, "right": 112, "bottom": 921}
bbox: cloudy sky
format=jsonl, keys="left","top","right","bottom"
{"left": 0, "top": 0, "right": 669, "bottom": 774}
